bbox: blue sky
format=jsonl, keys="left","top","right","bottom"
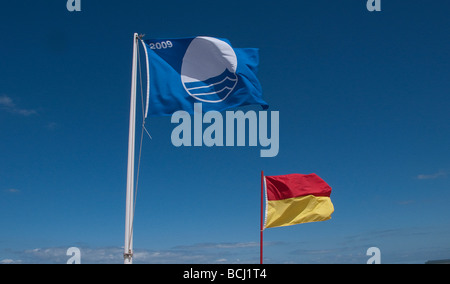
{"left": 1, "top": 1, "right": 449, "bottom": 264}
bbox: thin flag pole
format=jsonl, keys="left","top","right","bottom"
{"left": 260, "top": 170, "right": 264, "bottom": 264}
{"left": 124, "top": 33, "right": 139, "bottom": 264}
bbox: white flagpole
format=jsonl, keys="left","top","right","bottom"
{"left": 124, "top": 33, "right": 139, "bottom": 264}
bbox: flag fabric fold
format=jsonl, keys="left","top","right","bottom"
{"left": 264, "top": 173, "right": 334, "bottom": 229}
{"left": 141, "top": 36, "right": 268, "bottom": 116}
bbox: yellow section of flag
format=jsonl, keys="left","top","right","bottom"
{"left": 265, "top": 195, "right": 334, "bottom": 228}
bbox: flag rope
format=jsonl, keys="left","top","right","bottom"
{"left": 139, "top": 38, "right": 150, "bottom": 119}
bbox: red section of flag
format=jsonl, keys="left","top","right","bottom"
{"left": 265, "top": 173, "right": 331, "bottom": 201}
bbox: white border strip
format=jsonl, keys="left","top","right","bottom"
{"left": 263, "top": 176, "right": 268, "bottom": 230}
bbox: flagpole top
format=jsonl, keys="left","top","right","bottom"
{"left": 134, "top": 33, "right": 145, "bottom": 40}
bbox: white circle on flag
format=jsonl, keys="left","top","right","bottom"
{"left": 181, "top": 37, "right": 238, "bottom": 103}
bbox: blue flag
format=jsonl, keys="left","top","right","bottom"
{"left": 141, "top": 36, "right": 268, "bottom": 116}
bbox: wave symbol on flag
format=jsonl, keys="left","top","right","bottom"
{"left": 183, "top": 69, "right": 238, "bottom": 102}
{"left": 181, "top": 36, "right": 238, "bottom": 103}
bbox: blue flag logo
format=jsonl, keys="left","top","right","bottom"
{"left": 181, "top": 37, "right": 238, "bottom": 103}
{"left": 142, "top": 36, "right": 268, "bottom": 116}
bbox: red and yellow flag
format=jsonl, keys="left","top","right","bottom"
{"left": 264, "top": 173, "right": 334, "bottom": 229}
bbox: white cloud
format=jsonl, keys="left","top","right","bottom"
{"left": 0, "top": 96, "right": 14, "bottom": 107}
{"left": 4, "top": 188, "right": 20, "bottom": 194}
{"left": 0, "top": 95, "right": 37, "bottom": 116}
{"left": 173, "top": 242, "right": 259, "bottom": 250}
{"left": 4, "top": 242, "right": 261, "bottom": 264}
{"left": 45, "top": 122, "right": 58, "bottom": 130}
{"left": 1, "top": 259, "right": 22, "bottom": 264}
{"left": 417, "top": 170, "right": 447, "bottom": 180}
